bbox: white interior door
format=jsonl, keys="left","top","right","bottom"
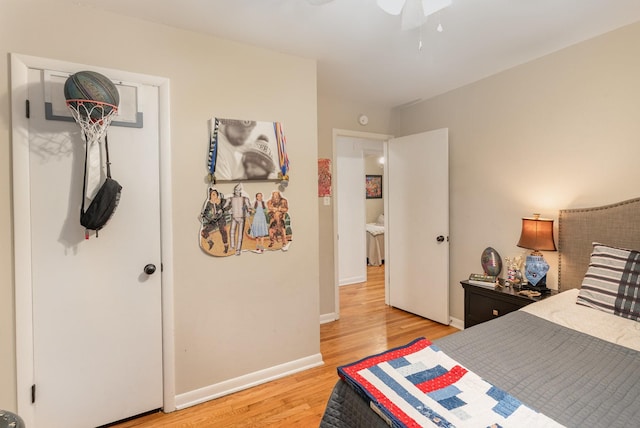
{"left": 26, "top": 67, "right": 163, "bottom": 427}
{"left": 336, "top": 138, "right": 367, "bottom": 285}
{"left": 387, "top": 128, "right": 449, "bottom": 324}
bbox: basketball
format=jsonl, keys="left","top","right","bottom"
{"left": 64, "top": 71, "right": 120, "bottom": 120}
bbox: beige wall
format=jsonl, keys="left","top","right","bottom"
{"left": 391, "top": 21, "right": 640, "bottom": 320}
{"left": 1, "top": 0, "right": 319, "bottom": 410}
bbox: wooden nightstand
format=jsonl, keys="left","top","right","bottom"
{"left": 460, "top": 280, "right": 557, "bottom": 328}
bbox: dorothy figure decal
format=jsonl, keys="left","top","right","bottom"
{"left": 249, "top": 193, "right": 269, "bottom": 253}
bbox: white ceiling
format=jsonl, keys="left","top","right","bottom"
{"left": 70, "top": 0, "right": 640, "bottom": 109}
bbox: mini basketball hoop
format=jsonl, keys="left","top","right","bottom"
{"left": 64, "top": 70, "right": 120, "bottom": 144}
{"left": 65, "top": 99, "right": 118, "bottom": 144}
{"left": 64, "top": 70, "right": 122, "bottom": 238}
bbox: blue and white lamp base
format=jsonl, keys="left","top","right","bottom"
{"left": 523, "top": 255, "right": 550, "bottom": 290}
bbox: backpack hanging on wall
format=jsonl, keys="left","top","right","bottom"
{"left": 80, "top": 133, "right": 122, "bottom": 238}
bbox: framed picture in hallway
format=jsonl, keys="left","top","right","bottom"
{"left": 365, "top": 175, "right": 382, "bottom": 199}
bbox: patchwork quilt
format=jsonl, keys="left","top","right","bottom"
{"left": 337, "top": 338, "right": 564, "bottom": 428}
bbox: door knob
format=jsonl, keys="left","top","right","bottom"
{"left": 144, "top": 264, "right": 157, "bottom": 275}
{"left": 436, "top": 235, "right": 445, "bottom": 242}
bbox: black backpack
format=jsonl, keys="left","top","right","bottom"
{"left": 80, "top": 133, "right": 122, "bottom": 238}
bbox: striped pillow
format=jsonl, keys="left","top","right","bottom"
{"left": 577, "top": 243, "right": 640, "bottom": 321}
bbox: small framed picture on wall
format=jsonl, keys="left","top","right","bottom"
{"left": 365, "top": 175, "right": 382, "bottom": 199}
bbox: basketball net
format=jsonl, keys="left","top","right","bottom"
{"left": 66, "top": 100, "right": 118, "bottom": 143}
{"left": 66, "top": 100, "right": 119, "bottom": 198}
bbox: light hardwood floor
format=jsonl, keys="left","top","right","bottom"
{"left": 113, "top": 265, "right": 459, "bottom": 427}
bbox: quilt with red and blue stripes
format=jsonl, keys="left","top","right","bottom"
{"left": 337, "top": 337, "right": 564, "bottom": 428}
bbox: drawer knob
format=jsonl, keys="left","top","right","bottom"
{"left": 492, "top": 309, "right": 499, "bottom": 316}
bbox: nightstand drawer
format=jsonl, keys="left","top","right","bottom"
{"left": 460, "top": 280, "right": 555, "bottom": 328}
{"left": 466, "top": 292, "right": 522, "bottom": 325}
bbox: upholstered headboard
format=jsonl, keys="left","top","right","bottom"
{"left": 558, "top": 197, "right": 640, "bottom": 292}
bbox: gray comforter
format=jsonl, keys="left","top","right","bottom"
{"left": 320, "top": 311, "right": 640, "bottom": 428}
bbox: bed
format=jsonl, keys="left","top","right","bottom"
{"left": 366, "top": 222, "right": 385, "bottom": 266}
{"left": 320, "top": 197, "right": 640, "bottom": 428}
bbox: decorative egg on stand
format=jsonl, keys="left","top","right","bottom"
{"left": 481, "top": 247, "right": 503, "bottom": 277}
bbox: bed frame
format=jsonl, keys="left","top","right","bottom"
{"left": 558, "top": 196, "right": 640, "bottom": 291}
{"left": 321, "top": 196, "right": 640, "bottom": 428}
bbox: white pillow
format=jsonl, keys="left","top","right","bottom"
{"left": 376, "top": 214, "right": 384, "bottom": 225}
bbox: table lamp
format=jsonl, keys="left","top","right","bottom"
{"left": 516, "top": 214, "right": 557, "bottom": 292}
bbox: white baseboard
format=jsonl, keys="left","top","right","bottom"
{"left": 320, "top": 312, "right": 338, "bottom": 324}
{"left": 339, "top": 275, "right": 366, "bottom": 286}
{"left": 449, "top": 316, "right": 464, "bottom": 330}
{"left": 174, "top": 353, "right": 324, "bottom": 410}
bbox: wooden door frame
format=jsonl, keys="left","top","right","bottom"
{"left": 331, "top": 129, "right": 392, "bottom": 320}
{"left": 10, "top": 53, "right": 176, "bottom": 426}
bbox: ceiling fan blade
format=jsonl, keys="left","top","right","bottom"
{"left": 421, "top": 0, "right": 452, "bottom": 16}
{"left": 401, "top": 0, "right": 427, "bottom": 30}
{"left": 400, "top": 0, "right": 452, "bottom": 30}
{"left": 377, "top": 0, "right": 406, "bottom": 16}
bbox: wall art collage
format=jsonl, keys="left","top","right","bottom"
{"left": 199, "top": 118, "right": 292, "bottom": 257}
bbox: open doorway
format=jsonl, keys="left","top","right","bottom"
{"left": 364, "top": 151, "right": 385, "bottom": 268}
{"left": 333, "top": 129, "right": 391, "bottom": 319}
{"left": 332, "top": 128, "right": 450, "bottom": 325}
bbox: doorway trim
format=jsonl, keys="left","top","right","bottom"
{"left": 332, "top": 128, "right": 392, "bottom": 319}
{"left": 10, "top": 53, "right": 176, "bottom": 425}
